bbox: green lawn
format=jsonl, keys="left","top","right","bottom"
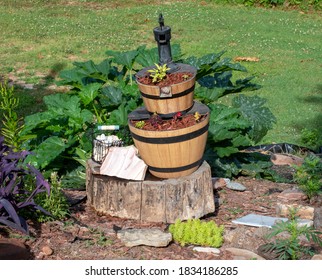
{"left": 0, "top": 0, "right": 321, "bottom": 146}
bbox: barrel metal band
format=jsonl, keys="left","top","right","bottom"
{"left": 148, "top": 159, "right": 203, "bottom": 173}
{"left": 130, "top": 123, "right": 209, "bottom": 144}
{"left": 140, "top": 84, "right": 195, "bottom": 100}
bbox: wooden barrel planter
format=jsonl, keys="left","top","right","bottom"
{"left": 128, "top": 102, "right": 210, "bottom": 179}
{"left": 136, "top": 63, "right": 197, "bottom": 116}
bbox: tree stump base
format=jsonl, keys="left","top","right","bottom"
{"left": 86, "top": 159, "right": 215, "bottom": 223}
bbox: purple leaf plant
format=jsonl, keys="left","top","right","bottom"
{"left": 0, "top": 136, "right": 51, "bottom": 234}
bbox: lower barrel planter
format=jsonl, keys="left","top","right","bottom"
{"left": 136, "top": 63, "right": 197, "bottom": 116}
{"left": 128, "top": 103, "right": 210, "bottom": 179}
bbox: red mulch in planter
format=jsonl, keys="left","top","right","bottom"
{"left": 130, "top": 113, "right": 207, "bottom": 131}
{"left": 136, "top": 72, "right": 193, "bottom": 87}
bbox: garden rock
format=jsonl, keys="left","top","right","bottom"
{"left": 212, "top": 177, "right": 227, "bottom": 189}
{"left": 192, "top": 247, "right": 220, "bottom": 255}
{"left": 314, "top": 207, "right": 322, "bottom": 230}
{"left": 41, "top": 245, "right": 54, "bottom": 256}
{"left": 270, "top": 153, "right": 303, "bottom": 166}
{"left": 223, "top": 226, "right": 268, "bottom": 251}
{"left": 226, "top": 181, "right": 246, "bottom": 191}
{"left": 276, "top": 203, "right": 314, "bottom": 220}
{"left": 117, "top": 228, "right": 172, "bottom": 247}
{"left": 277, "top": 188, "right": 307, "bottom": 201}
{"left": 224, "top": 247, "right": 265, "bottom": 260}
{"left": 311, "top": 254, "right": 322, "bottom": 260}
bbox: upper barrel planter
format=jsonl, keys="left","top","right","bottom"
{"left": 136, "top": 63, "right": 197, "bottom": 117}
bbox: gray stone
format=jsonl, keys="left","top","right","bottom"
{"left": 212, "top": 177, "right": 227, "bottom": 189}
{"left": 226, "top": 181, "right": 246, "bottom": 191}
{"left": 314, "top": 207, "right": 322, "bottom": 230}
{"left": 232, "top": 214, "right": 287, "bottom": 228}
{"left": 117, "top": 228, "right": 172, "bottom": 247}
{"left": 193, "top": 247, "right": 220, "bottom": 255}
{"left": 232, "top": 213, "right": 313, "bottom": 228}
{"left": 225, "top": 247, "right": 265, "bottom": 260}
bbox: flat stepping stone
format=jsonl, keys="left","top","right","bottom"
{"left": 117, "top": 228, "right": 172, "bottom": 247}
{"left": 226, "top": 181, "right": 246, "bottom": 191}
{"left": 225, "top": 247, "right": 265, "bottom": 260}
{"left": 193, "top": 247, "right": 220, "bottom": 255}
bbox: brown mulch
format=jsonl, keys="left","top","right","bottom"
{"left": 137, "top": 72, "right": 193, "bottom": 87}
{"left": 0, "top": 167, "right": 320, "bottom": 260}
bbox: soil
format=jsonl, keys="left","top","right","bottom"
{"left": 136, "top": 72, "right": 193, "bottom": 87}
{"left": 130, "top": 113, "right": 207, "bottom": 131}
{"left": 1, "top": 164, "right": 321, "bottom": 260}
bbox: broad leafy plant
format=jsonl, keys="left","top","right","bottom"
{"left": 187, "top": 52, "right": 277, "bottom": 178}
{"left": 21, "top": 44, "right": 276, "bottom": 183}
{"left": 0, "top": 136, "right": 51, "bottom": 234}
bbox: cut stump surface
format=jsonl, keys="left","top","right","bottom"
{"left": 86, "top": 160, "right": 215, "bottom": 223}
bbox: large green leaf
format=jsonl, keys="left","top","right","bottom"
{"left": 232, "top": 94, "right": 277, "bottom": 143}
{"left": 106, "top": 48, "right": 140, "bottom": 70}
{"left": 100, "top": 86, "right": 123, "bottom": 107}
{"left": 73, "top": 60, "right": 98, "bottom": 74}
{"left": 57, "top": 69, "right": 85, "bottom": 87}
{"left": 25, "top": 136, "right": 68, "bottom": 169}
{"left": 207, "top": 103, "right": 252, "bottom": 157}
{"left": 78, "top": 83, "right": 101, "bottom": 106}
{"left": 108, "top": 103, "right": 129, "bottom": 126}
{"left": 23, "top": 111, "right": 53, "bottom": 133}
{"left": 195, "top": 87, "right": 226, "bottom": 103}
{"left": 136, "top": 46, "right": 158, "bottom": 68}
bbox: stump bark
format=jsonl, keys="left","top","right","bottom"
{"left": 86, "top": 159, "right": 215, "bottom": 223}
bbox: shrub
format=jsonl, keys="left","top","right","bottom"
{"left": 263, "top": 207, "right": 322, "bottom": 260}
{"left": 169, "top": 219, "right": 224, "bottom": 247}
{"left": 34, "top": 172, "right": 70, "bottom": 222}
{"left": 0, "top": 136, "right": 51, "bottom": 234}
{"left": 293, "top": 155, "right": 322, "bottom": 200}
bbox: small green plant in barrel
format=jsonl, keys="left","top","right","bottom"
{"left": 147, "top": 63, "right": 170, "bottom": 83}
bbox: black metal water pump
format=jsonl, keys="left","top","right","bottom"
{"left": 153, "top": 14, "right": 178, "bottom": 72}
